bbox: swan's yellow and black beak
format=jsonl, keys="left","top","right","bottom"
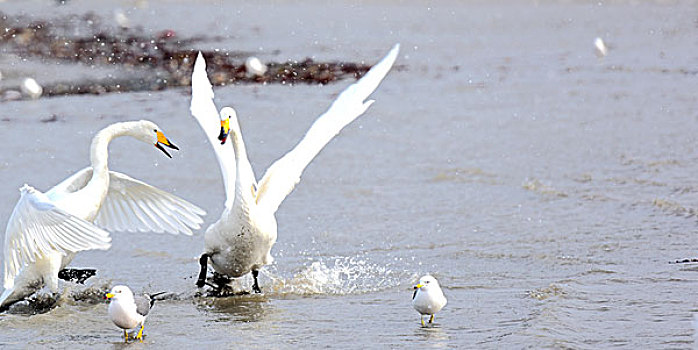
{"left": 218, "top": 118, "right": 230, "bottom": 145}
{"left": 154, "top": 130, "right": 179, "bottom": 158}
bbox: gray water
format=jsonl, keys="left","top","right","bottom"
{"left": 1, "top": 0, "right": 698, "bottom": 348}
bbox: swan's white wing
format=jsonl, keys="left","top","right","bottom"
{"left": 190, "top": 51, "right": 236, "bottom": 209}
{"left": 256, "top": 44, "right": 400, "bottom": 213}
{"left": 3, "top": 185, "right": 111, "bottom": 289}
{"left": 93, "top": 171, "right": 206, "bottom": 235}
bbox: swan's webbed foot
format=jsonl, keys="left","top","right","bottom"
{"left": 211, "top": 272, "right": 232, "bottom": 287}
{"left": 196, "top": 254, "right": 209, "bottom": 288}
{"left": 205, "top": 272, "right": 237, "bottom": 297}
{"left": 252, "top": 270, "right": 262, "bottom": 294}
{"left": 58, "top": 268, "right": 97, "bottom": 284}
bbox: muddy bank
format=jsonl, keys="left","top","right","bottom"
{"left": 0, "top": 12, "right": 374, "bottom": 99}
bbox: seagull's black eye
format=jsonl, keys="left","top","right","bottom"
{"left": 153, "top": 129, "right": 157, "bottom": 132}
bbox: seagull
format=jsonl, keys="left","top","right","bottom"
{"left": 0, "top": 120, "right": 205, "bottom": 311}
{"left": 244, "top": 56, "right": 268, "bottom": 78}
{"left": 190, "top": 44, "right": 399, "bottom": 293}
{"left": 105, "top": 285, "right": 163, "bottom": 342}
{"left": 20, "top": 78, "right": 42, "bottom": 100}
{"left": 412, "top": 275, "right": 447, "bottom": 327}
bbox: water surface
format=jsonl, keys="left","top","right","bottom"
{"left": 1, "top": 1, "right": 697, "bottom": 348}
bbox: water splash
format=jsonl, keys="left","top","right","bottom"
{"left": 265, "top": 256, "right": 403, "bottom": 296}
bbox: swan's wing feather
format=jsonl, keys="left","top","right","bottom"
{"left": 3, "top": 185, "right": 112, "bottom": 289}
{"left": 256, "top": 44, "right": 400, "bottom": 213}
{"left": 190, "top": 51, "right": 236, "bottom": 209}
{"left": 93, "top": 171, "right": 206, "bottom": 235}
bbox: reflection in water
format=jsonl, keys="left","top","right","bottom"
{"left": 4, "top": 280, "right": 112, "bottom": 315}
{"left": 195, "top": 294, "right": 270, "bottom": 323}
{"left": 4, "top": 294, "right": 59, "bottom": 315}
{"left": 414, "top": 326, "right": 451, "bottom": 348}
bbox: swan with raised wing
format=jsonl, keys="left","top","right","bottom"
{"left": 0, "top": 120, "right": 205, "bottom": 311}
{"left": 190, "top": 45, "right": 399, "bottom": 293}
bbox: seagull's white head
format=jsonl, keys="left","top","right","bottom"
{"left": 130, "top": 120, "right": 179, "bottom": 158}
{"left": 414, "top": 275, "right": 441, "bottom": 292}
{"left": 105, "top": 285, "right": 135, "bottom": 303}
{"left": 218, "top": 107, "right": 237, "bottom": 145}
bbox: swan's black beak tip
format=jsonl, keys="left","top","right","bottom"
{"left": 218, "top": 126, "right": 229, "bottom": 145}
{"left": 155, "top": 130, "right": 178, "bottom": 158}
{"left": 155, "top": 142, "right": 175, "bottom": 158}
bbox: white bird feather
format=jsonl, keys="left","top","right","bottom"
{"left": 0, "top": 120, "right": 205, "bottom": 310}
{"left": 190, "top": 44, "right": 399, "bottom": 292}
{"left": 412, "top": 275, "right": 447, "bottom": 327}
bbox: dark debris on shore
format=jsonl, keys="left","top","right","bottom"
{"left": 0, "top": 12, "right": 374, "bottom": 99}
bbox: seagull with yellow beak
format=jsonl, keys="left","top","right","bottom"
{"left": 105, "top": 285, "right": 164, "bottom": 342}
{"left": 412, "top": 275, "right": 447, "bottom": 327}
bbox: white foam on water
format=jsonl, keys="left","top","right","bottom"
{"left": 264, "top": 256, "right": 403, "bottom": 296}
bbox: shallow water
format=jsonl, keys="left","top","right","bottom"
{"left": 1, "top": 0, "right": 698, "bottom": 348}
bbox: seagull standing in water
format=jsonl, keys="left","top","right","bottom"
{"left": 190, "top": 44, "right": 399, "bottom": 293}
{"left": 105, "top": 285, "right": 164, "bottom": 342}
{"left": 412, "top": 275, "right": 447, "bottom": 327}
{"left": 0, "top": 120, "right": 205, "bottom": 311}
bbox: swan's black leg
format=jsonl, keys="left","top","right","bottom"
{"left": 252, "top": 270, "right": 262, "bottom": 293}
{"left": 196, "top": 254, "right": 209, "bottom": 288}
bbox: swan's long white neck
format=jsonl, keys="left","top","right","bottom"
{"left": 228, "top": 117, "right": 257, "bottom": 210}
{"left": 85, "top": 122, "right": 142, "bottom": 206}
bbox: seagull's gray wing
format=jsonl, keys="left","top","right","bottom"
{"left": 134, "top": 294, "right": 152, "bottom": 317}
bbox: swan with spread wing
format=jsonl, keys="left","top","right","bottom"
{"left": 190, "top": 44, "right": 399, "bottom": 293}
{"left": 0, "top": 120, "right": 205, "bottom": 311}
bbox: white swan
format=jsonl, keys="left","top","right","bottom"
{"left": 190, "top": 44, "right": 399, "bottom": 292}
{"left": 0, "top": 120, "right": 206, "bottom": 310}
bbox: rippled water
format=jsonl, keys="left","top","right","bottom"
{"left": 1, "top": 0, "right": 698, "bottom": 348}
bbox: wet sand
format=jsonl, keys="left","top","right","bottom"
{"left": 0, "top": 10, "right": 373, "bottom": 98}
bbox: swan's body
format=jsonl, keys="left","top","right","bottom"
{"left": 0, "top": 120, "right": 205, "bottom": 311}
{"left": 190, "top": 44, "right": 399, "bottom": 292}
